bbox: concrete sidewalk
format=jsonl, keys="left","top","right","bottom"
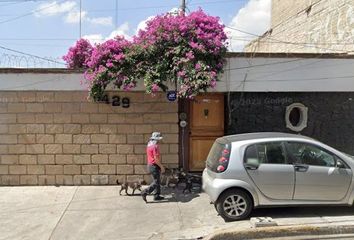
{"left": 1, "top": 186, "right": 354, "bottom": 240}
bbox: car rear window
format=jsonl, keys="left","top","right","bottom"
{"left": 206, "top": 140, "right": 231, "bottom": 172}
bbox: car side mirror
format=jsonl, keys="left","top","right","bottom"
{"left": 336, "top": 160, "right": 346, "bottom": 169}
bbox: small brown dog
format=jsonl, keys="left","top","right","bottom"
{"left": 117, "top": 179, "right": 146, "bottom": 196}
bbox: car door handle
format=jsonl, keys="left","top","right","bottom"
{"left": 244, "top": 164, "right": 258, "bottom": 170}
{"left": 294, "top": 165, "right": 309, "bottom": 172}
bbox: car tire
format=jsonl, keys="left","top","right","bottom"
{"left": 216, "top": 189, "right": 253, "bottom": 221}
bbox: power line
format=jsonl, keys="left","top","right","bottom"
{"left": 227, "top": 58, "right": 313, "bottom": 71}
{"left": 228, "top": 37, "right": 354, "bottom": 46}
{"left": 1, "top": 70, "right": 353, "bottom": 91}
{"left": 0, "top": 1, "right": 27, "bottom": 7}
{"left": 226, "top": 0, "right": 353, "bottom": 53}
{"left": 0, "top": 0, "right": 67, "bottom": 25}
{"left": 226, "top": 26, "right": 349, "bottom": 53}
{"left": 0, "top": 42, "right": 69, "bottom": 47}
{"left": 0, "top": 0, "right": 48, "bottom": 2}
{"left": 270, "top": 0, "right": 350, "bottom": 39}
{"left": 87, "top": 0, "right": 242, "bottom": 12}
{"left": 0, "top": 38, "right": 78, "bottom": 41}
{"left": 0, "top": 36, "right": 351, "bottom": 46}
{"left": 268, "top": 0, "right": 324, "bottom": 36}
{"left": 248, "top": 59, "right": 354, "bottom": 81}
{"left": 0, "top": 44, "right": 65, "bottom": 65}
{"left": 227, "top": 75, "right": 354, "bottom": 86}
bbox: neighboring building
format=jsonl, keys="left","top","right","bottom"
{"left": 1, "top": 53, "right": 354, "bottom": 185}
{"left": 245, "top": 0, "right": 354, "bottom": 53}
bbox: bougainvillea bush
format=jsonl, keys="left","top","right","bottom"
{"left": 62, "top": 38, "right": 93, "bottom": 69}
{"left": 134, "top": 9, "right": 227, "bottom": 98}
{"left": 63, "top": 36, "right": 139, "bottom": 101}
{"left": 84, "top": 37, "right": 139, "bottom": 101}
{"left": 63, "top": 9, "right": 228, "bottom": 100}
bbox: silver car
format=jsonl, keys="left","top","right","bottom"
{"left": 202, "top": 132, "right": 354, "bottom": 221}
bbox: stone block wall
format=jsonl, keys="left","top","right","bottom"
{"left": 245, "top": 0, "right": 354, "bottom": 53}
{"left": 0, "top": 91, "right": 179, "bottom": 186}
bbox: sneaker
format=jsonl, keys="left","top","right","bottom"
{"left": 153, "top": 195, "right": 165, "bottom": 201}
{"left": 141, "top": 192, "right": 147, "bottom": 203}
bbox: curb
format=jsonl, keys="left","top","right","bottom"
{"left": 204, "top": 224, "right": 354, "bottom": 240}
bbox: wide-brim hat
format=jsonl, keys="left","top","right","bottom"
{"left": 150, "top": 132, "right": 163, "bottom": 140}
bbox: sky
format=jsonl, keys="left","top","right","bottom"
{"left": 0, "top": 0, "right": 271, "bottom": 67}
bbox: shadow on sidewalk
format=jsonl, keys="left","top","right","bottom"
{"left": 162, "top": 184, "right": 202, "bottom": 203}
{"left": 130, "top": 185, "right": 202, "bottom": 203}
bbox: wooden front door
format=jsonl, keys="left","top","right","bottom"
{"left": 189, "top": 94, "right": 224, "bottom": 171}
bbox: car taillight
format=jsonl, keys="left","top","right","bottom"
{"left": 222, "top": 149, "right": 230, "bottom": 155}
{"left": 219, "top": 157, "right": 227, "bottom": 163}
{"left": 217, "top": 144, "right": 231, "bottom": 173}
{"left": 217, "top": 165, "right": 225, "bottom": 172}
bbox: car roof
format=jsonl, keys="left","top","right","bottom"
{"left": 221, "top": 132, "right": 314, "bottom": 143}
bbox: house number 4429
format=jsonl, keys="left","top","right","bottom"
{"left": 101, "top": 95, "right": 130, "bottom": 108}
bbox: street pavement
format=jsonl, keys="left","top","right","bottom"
{"left": 1, "top": 186, "right": 354, "bottom": 240}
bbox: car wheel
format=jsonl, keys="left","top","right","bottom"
{"left": 216, "top": 189, "right": 253, "bottom": 221}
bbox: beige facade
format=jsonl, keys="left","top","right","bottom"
{"left": 245, "top": 0, "right": 354, "bottom": 53}
{"left": 0, "top": 91, "right": 178, "bottom": 185}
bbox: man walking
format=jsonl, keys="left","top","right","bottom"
{"left": 141, "top": 132, "right": 165, "bottom": 203}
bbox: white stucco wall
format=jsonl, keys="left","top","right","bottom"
{"left": 0, "top": 73, "right": 83, "bottom": 91}
{"left": 0, "top": 56, "right": 353, "bottom": 92}
{"left": 216, "top": 57, "right": 354, "bottom": 92}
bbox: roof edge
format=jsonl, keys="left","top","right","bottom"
{"left": 225, "top": 52, "right": 354, "bottom": 59}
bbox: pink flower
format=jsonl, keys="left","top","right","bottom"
{"left": 210, "top": 80, "right": 216, "bottom": 88}
{"left": 151, "top": 84, "right": 159, "bottom": 92}
{"left": 185, "top": 51, "right": 194, "bottom": 60}
{"left": 189, "top": 42, "right": 199, "bottom": 49}
{"left": 195, "top": 63, "right": 201, "bottom": 71}
{"left": 62, "top": 38, "right": 93, "bottom": 69}
{"left": 114, "top": 53, "right": 125, "bottom": 61}
{"left": 177, "top": 70, "right": 186, "bottom": 77}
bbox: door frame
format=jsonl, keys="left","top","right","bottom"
{"left": 178, "top": 93, "right": 226, "bottom": 172}
{"left": 178, "top": 98, "right": 191, "bottom": 171}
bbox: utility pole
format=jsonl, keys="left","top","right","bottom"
{"left": 115, "top": 0, "right": 118, "bottom": 29}
{"left": 180, "top": 0, "right": 186, "bottom": 15}
{"left": 174, "top": 0, "right": 186, "bottom": 91}
{"left": 79, "top": 0, "right": 82, "bottom": 38}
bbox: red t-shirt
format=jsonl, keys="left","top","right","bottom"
{"left": 146, "top": 143, "right": 160, "bottom": 165}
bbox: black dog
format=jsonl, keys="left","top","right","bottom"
{"left": 181, "top": 172, "right": 202, "bottom": 194}
{"left": 117, "top": 179, "right": 146, "bottom": 195}
{"left": 162, "top": 168, "right": 202, "bottom": 193}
